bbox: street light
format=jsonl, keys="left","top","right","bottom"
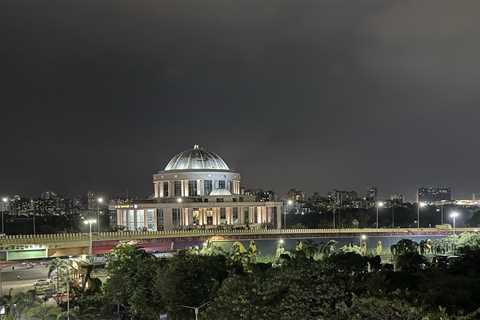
{"left": 84, "top": 219, "right": 97, "bottom": 256}
{"left": 417, "top": 202, "right": 427, "bottom": 229}
{"left": 376, "top": 201, "right": 384, "bottom": 229}
{"left": 449, "top": 211, "right": 459, "bottom": 235}
{"left": 180, "top": 302, "right": 209, "bottom": 320}
{"left": 1, "top": 197, "right": 8, "bottom": 234}
{"left": 284, "top": 200, "right": 293, "bottom": 230}
{"left": 177, "top": 197, "right": 183, "bottom": 203}
{"left": 96, "top": 197, "right": 104, "bottom": 233}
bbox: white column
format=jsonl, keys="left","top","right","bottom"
{"left": 159, "top": 182, "right": 164, "bottom": 198}
{"left": 154, "top": 183, "right": 159, "bottom": 198}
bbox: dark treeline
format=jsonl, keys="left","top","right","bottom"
{"left": 287, "top": 205, "right": 480, "bottom": 229}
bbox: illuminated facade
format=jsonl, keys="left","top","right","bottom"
{"left": 114, "top": 145, "right": 282, "bottom": 231}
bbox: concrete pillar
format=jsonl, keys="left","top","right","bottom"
{"left": 164, "top": 208, "right": 173, "bottom": 230}
{"left": 153, "top": 208, "right": 158, "bottom": 231}
{"left": 154, "top": 183, "right": 159, "bottom": 198}
{"left": 159, "top": 182, "right": 164, "bottom": 198}
{"left": 226, "top": 207, "right": 232, "bottom": 224}
{"left": 198, "top": 179, "right": 203, "bottom": 196}
{"left": 276, "top": 205, "right": 282, "bottom": 229}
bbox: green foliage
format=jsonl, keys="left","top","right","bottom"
{"left": 202, "top": 261, "right": 350, "bottom": 320}
{"left": 24, "top": 304, "right": 62, "bottom": 320}
{"left": 326, "top": 251, "right": 368, "bottom": 274}
{"left": 155, "top": 252, "right": 228, "bottom": 319}
{"left": 336, "top": 295, "right": 450, "bottom": 320}
{"left": 391, "top": 239, "right": 419, "bottom": 256}
{"left": 104, "top": 243, "right": 162, "bottom": 319}
{"left": 396, "top": 252, "right": 428, "bottom": 272}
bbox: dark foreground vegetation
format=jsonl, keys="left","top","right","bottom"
{"left": 2, "top": 233, "right": 480, "bottom": 319}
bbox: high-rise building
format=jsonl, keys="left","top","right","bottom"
{"left": 287, "top": 189, "right": 305, "bottom": 203}
{"left": 390, "top": 193, "right": 404, "bottom": 204}
{"left": 366, "top": 186, "right": 377, "bottom": 202}
{"left": 330, "top": 190, "right": 358, "bottom": 207}
{"left": 417, "top": 187, "right": 452, "bottom": 203}
{"left": 244, "top": 189, "right": 276, "bottom": 202}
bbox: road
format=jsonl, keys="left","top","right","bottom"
{"left": 0, "top": 263, "right": 49, "bottom": 295}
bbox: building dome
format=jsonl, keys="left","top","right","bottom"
{"left": 164, "top": 145, "right": 230, "bottom": 171}
{"left": 209, "top": 189, "right": 232, "bottom": 196}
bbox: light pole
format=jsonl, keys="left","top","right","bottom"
{"left": 96, "top": 197, "right": 104, "bottom": 233}
{"left": 376, "top": 201, "right": 384, "bottom": 229}
{"left": 1, "top": 197, "right": 8, "bottom": 234}
{"left": 417, "top": 202, "right": 427, "bottom": 228}
{"left": 284, "top": 200, "right": 293, "bottom": 229}
{"left": 450, "top": 211, "right": 459, "bottom": 235}
{"left": 84, "top": 219, "right": 97, "bottom": 256}
{"left": 180, "top": 302, "right": 209, "bottom": 320}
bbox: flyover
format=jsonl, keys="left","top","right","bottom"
{"left": 0, "top": 227, "right": 477, "bottom": 260}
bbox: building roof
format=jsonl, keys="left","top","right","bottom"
{"left": 164, "top": 145, "right": 230, "bottom": 171}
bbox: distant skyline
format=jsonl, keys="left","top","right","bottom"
{"left": 1, "top": 0, "right": 480, "bottom": 201}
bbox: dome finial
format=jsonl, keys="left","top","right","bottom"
{"left": 193, "top": 144, "right": 200, "bottom": 150}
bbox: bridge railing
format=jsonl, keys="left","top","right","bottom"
{"left": 0, "top": 227, "right": 478, "bottom": 246}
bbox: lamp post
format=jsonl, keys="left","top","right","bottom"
{"left": 96, "top": 197, "right": 104, "bottom": 233}
{"left": 376, "top": 201, "right": 384, "bottom": 229}
{"left": 417, "top": 202, "right": 427, "bottom": 228}
{"left": 284, "top": 200, "right": 293, "bottom": 229}
{"left": 1, "top": 197, "right": 8, "bottom": 234}
{"left": 180, "top": 302, "right": 209, "bottom": 320}
{"left": 84, "top": 219, "right": 97, "bottom": 256}
{"left": 450, "top": 211, "right": 459, "bottom": 235}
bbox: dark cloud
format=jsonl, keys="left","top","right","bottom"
{"left": 1, "top": 0, "right": 479, "bottom": 200}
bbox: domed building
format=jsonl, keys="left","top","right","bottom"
{"left": 115, "top": 145, "right": 282, "bottom": 231}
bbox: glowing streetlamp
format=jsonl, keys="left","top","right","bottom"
{"left": 449, "top": 211, "right": 459, "bottom": 235}
{"left": 376, "top": 201, "right": 384, "bottom": 229}
{"left": 284, "top": 200, "right": 293, "bottom": 230}
{"left": 279, "top": 239, "right": 284, "bottom": 244}
{"left": 1, "top": 197, "right": 8, "bottom": 234}
{"left": 417, "top": 202, "right": 427, "bottom": 228}
{"left": 84, "top": 219, "right": 97, "bottom": 256}
{"left": 96, "top": 197, "right": 104, "bottom": 233}
{"left": 177, "top": 197, "right": 183, "bottom": 203}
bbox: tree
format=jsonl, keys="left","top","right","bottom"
{"left": 335, "top": 295, "right": 449, "bottom": 320}
{"left": 104, "top": 243, "right": 162, "bottom": 319}
{"left": 202, "top": 262, "right": 349, "bottom": 320}
{"left": 396, "top": 252, "right": 428, "bottom": 272}
{"left": 391, "top": 239, "right": 418, "bottom": 256}
{"left": 155, "top": 252, "right": 228, "bottom": 319}
{"left": 326, "top": 251, "right": 368, "bottom": 274}
{"left": 293, "top": 240, "right": 318, "bottom": 260}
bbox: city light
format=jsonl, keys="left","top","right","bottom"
{"left": 376, "top": 201, "right": 384, "bottom": 208}
{"left": 450, "top": 211, "right": 460, "bottom": 235}
{"left": 450, "top": 211, "right": 459, "bottom": 219}
{"left": 97, "top": 197, "right": 104, "bottom": 204}
{"left": 360, "top": 234, "right": 367, "bottom": 241}
{"left": 177, "top": 197, "right": 183, "bottom": 203}
{"left": 83, "top": 219, "right": 97, "bottom": 225}
{"left": 287, "top": 199, "right": 293, "bottom": 206}
{"left": 279, "top": 239, "right": 284, "bottom": 244}
{"left": 419, "top": 201, "right": 427, "bottom": 208}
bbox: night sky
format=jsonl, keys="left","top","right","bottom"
{"left": 1, "top": 0, "right": 479, "bottom": 200}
